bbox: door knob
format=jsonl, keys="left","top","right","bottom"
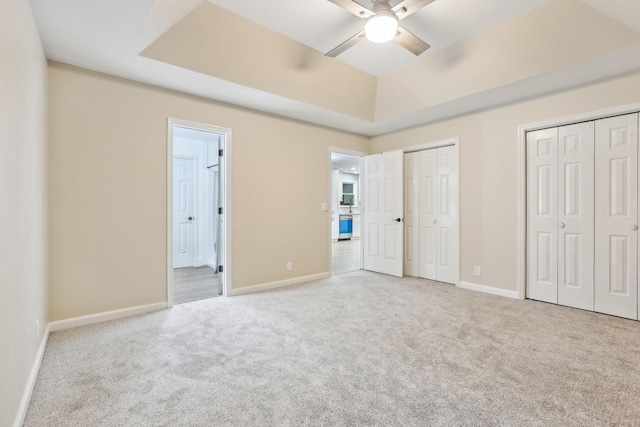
{"left": 433, "top": 219, "right": 437, "bottom": 224}
{"left": 633, "top": 224, "right": 638, "bottom": 231}
{"left": 559, "top": 222, "right": 565, "bottom": 228}
{"left": 188, "top": 216, "right": 194, "bottom": 221}
{"left": 393, "top": 218, "right": 402, "bottom": 223}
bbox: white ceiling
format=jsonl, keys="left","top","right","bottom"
{"left": 31, "top": 0, "right": 640, "bottom": 136}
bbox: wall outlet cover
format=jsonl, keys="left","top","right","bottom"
{"left": 474, "top": 266, "right": 481, "bottom": 276}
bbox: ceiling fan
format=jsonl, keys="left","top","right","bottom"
{"left": 325, "top": 0, "right": 435, "bottom": 57}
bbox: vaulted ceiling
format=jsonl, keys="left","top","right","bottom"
{"left": 32, "top": 0, "right": 640, "bottom": 136}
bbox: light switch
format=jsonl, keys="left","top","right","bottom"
{"left": 320, "top": 202, "right": 328, "bottom": 211}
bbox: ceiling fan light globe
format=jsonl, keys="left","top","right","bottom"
{"left": 365, "top": 14, "right": 398, "bottom": 43}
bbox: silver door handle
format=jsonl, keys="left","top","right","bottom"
{"left": 633, "top": 224, "right": 638, "bottom": 231}
{"left": 559, "top": 222, "right": 565, "bottom": 228}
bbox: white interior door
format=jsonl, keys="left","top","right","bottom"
{"left": 404, "top": 153, "right": 419, "bottom": 277}
{"left": 435, "top": 146, "right": 459, "bottom": 284}
{"left": 557, "top": 122, "right": 595, "bottom": 310}
{"left": 527, "top": 128, "right": 558, "bottom": 304}
{"left": 418, "top": 149, "right": 438, "bottom": 280}
{"left": 363, "top": 150, "right": 404, "bottom": 277}
{"left": 173, "top": 157, "right": 196, "bottom": 268}
{"left": 595, "top": 113, "right": 638, "bottom": 320}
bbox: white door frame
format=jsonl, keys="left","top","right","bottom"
{"left": 517, "top": 102, "right": 640, "bottom": 300}
{"left": 328, "top": 147, "right": 367, "bottom": 274}
{"left": 167, "top": 118, "right": 232, "bottom": 307}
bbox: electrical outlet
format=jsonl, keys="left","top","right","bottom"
{"left": 286, "top": 262, "right": 293, "bottom": 271}
{"left": 474, "top": 266, "right": 481, "bottom": 276}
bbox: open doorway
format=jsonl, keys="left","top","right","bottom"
{"left": 168, "top": 120, "right": 230, "bottom": 305}
{"left": 331, "top": 151, "right": 364, "bottom": 275}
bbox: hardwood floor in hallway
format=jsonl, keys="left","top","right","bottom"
{"left": 173, "top": 266, "right": 219, "bottom": 305}
{"left": 332, "top": 238, "right": 361, "bottom": 275}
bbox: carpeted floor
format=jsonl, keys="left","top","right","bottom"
{"left": 25, "top": 271, "right": 640, "bottom": 426}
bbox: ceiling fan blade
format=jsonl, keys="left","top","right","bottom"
{"left": 392, "top": 0, "right": 436, "bottom": 20}
{"left": 325, "top": 31, "right": 365, "bottom": 57}
{"left": 326, "top": 0, "right": 373, "bottom": 18}
{"left": 395, "top": 26, "right": 430, "bottom": 56}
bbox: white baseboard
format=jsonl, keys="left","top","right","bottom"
{"left": 457, "top": 281, "right": 520, "bottom": 299}
{"left": 49, "top": 302, "right": 167, "bottom": 332}
{"left": 14, "top": 323, "right": 51, "bottom": 427}
{"left": 230, "top": 272, "right": 330, "bottom": 296}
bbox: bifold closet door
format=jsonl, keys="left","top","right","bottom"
{"left": 527, "top": 123, "right": 595, "bottom": 308}
{"left": 404, "top": 153, "right": 419, "bottom": 277}
{"left": 557, "top": 122, "right": 595, "bottom": 311}
{"left": 435, "top": 146, "right": 459, "bottom": 284}
{"left": 595, "top": 113, "right": 639, "bottom": 320}
{"left": 527, "top": 128, "right": 559, "bottom": 303}
{"left": 417, "top": 146, "right": 458, "bottom": 284}
{"left": 418, "top": 149, "right": 438, "bottom": 280}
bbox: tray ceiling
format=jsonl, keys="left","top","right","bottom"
{"left": 32, "top": 0, "right": 640, "bottom": 136}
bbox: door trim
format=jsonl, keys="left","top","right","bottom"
{"left": 517, "top": 102, "right": 640, "bottom": 300}
{"left": 402, "top": 138, "right": 458, "bottom": 154}
{"left": 167, "top": 118, "right": 232, "bottom": 307}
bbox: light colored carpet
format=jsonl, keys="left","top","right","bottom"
{"left": 25, "top": 271, "right": 640, "bottom": 426}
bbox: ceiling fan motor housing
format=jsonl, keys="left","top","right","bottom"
{"left": 366, "top": 0, "right": 399, "bottom": 43}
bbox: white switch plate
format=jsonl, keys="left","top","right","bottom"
{"left": 474, "top": 266, "right": 481, "bottom": 276}
{"left": 320, "top": 202, "right": 328, "bottom": 211}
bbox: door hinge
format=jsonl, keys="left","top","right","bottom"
{"left": 218, "top": 148, "right": 223, "bottom": 157}
{"left": 218, "top": 207, "right": 223, "bottom": 215}
{"left": 218, "top": 265, "right": 223, "bottom": 273}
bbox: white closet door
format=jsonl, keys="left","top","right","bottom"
{"left": 557, "top": 122, "right": 595, "bottom": 310}
{"left": 363, "top": 150, "right": 404, "bottom": 277}
{"left": 418, "top": 149, "right": 438, "bottom": 280}
{"left": 403, "top": 153, "right": 419, "bottom": 277}
{"left": 435, "top": 146, "right": 459, "bottom": 284}
{"left": 527, "top": 128, "right": 558, "bottom": 303}
{"left": 595, "top": 113, "right": 638, "bottom": 320}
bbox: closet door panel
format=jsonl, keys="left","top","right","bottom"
{"left": 557, "top": 122, "right": 595, "bottom": 310}
{"left": 435, "top": 146, "right": 459, "bottom": 284}
{"left": 527, "top": 128, "right": 558, "bottom": 303}
{"left": 595, "top": 113, "right": 638, "bottom": 320}
{"left": 404, "top": 153, "right": 420, "bottom": 277}
{"left": 418, "top": 149, "right": 437, "bottom": 280}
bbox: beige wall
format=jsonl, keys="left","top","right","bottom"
{"left": 0, "top": 0, "right": 48, "bottom": 425}
{"left": 48, "top": 62, "right": 369, "bottom": 321}
{"left": 371, "top": 70, "right": 640, "bottom": 292}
